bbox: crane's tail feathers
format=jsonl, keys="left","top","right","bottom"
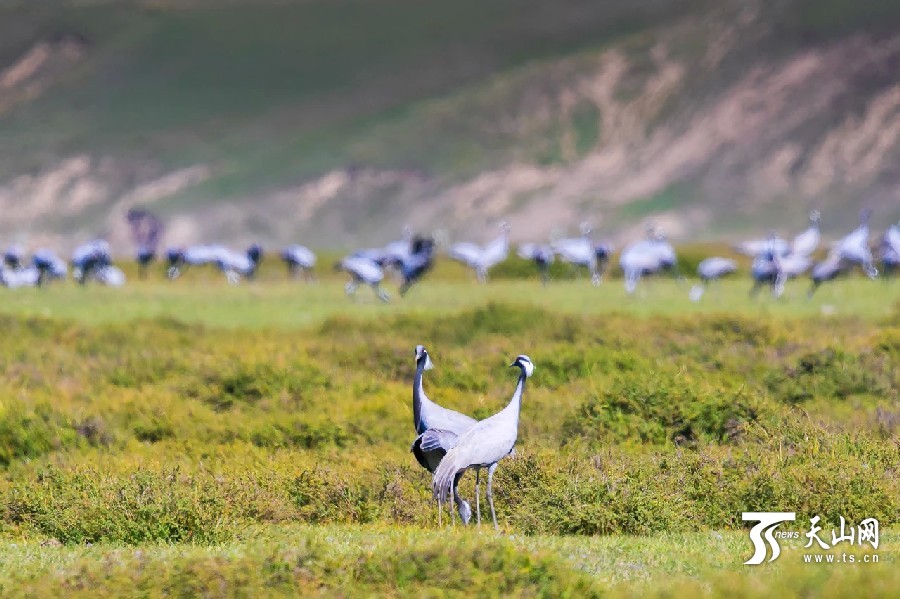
{"left": 432, "top": 449, "right": 465, "bottom": 503}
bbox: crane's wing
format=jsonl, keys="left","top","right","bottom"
{"left": 413, "top": 429, "right": 459, "bottom": 453}
{"left": 886, "top": 226, "right": 900, "bottom": 254}
{"left": 448, "top": 243, "right": 483, "bottom": 266}
{"left": 480, "top": 236, "right": 508, "bottom": 269}
{"left": 341, "top": 257, "right": 384, "bottom": 282}
{"left": 286, "top": 245, "right": 317, "bottom": 267}
{"left": 516, "top": 243, "right": 537, "bottom": 260}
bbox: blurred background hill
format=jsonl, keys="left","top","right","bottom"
{"left": 1, "top": 0, "right": 900, "bottom": 250}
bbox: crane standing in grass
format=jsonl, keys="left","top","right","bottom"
{"left": 690, "top": 257, "right": 737, "bottom": 302}
{"left": 432, "top": 354, "right": 533, "bottom": 530}
{"left": 126, "top": 208, "right": 164, "bottom": 279}
{"left": 448, "top": 222, "right": 510, "bottom": 283}
{"left": 550, "top": 222, "right": 609, "bottom": 285}
{"left": 334, "top": 255, "right": 390, "bottom": 302}
{"left": 517, "top": 243, "right": 555, "bottom": 285}
{"left": 281, "top": 245, "right": 317, "bottom": 280}
{"left": 409, "top": 345, "right": 478, "bottom": 524}
{"left": 880, "top": 222, "right": 900, "bottom": 278}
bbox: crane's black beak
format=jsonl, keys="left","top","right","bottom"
{"left": 508, "top": 361, "right": 517, "bottom": 368}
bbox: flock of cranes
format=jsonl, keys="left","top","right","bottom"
{"left": 410, "top": 344, "right": 533, "bottom": 529}
{"left": 1, "top": 208, "right": 898, "bottom": 300}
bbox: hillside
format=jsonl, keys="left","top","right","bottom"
{"left": 1, "top": 0, "right": 900, "bottom": 251}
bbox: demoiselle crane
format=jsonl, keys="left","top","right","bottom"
{"left": 550, "top": 223, "right": 607, "bottom": 285}
{"left": 749, "top": 234, "right": 783, "bottom": 298}
{"left": 71, "top": 239, "right": 113, "bottom": 285}
{"left": 619, "top": 227, "right": 678, "bottom": 294}
{"left": 32, "top": 249, "right": 68, "bottom": 285}
{"left": 0, "top": 264, "right": 39, "bottom": 288}
{"left": 448, "top": 222, "right": 510, "bottom": 283}
{"left": 3, "top": 244, "right": 24, "bottom": 270}
{"left": 394, "top": 236, "right": 436, "bottom": 296}
{"left": 516, "top": 243, "right": 554, "bottom": 285}
{"left": 409, "top": 345, "right": 477, "bottom": 524}
{"left": 790, "top": 210, "right": 821, "bottom": 257}
{"left": 281, "top": 245, "right": 317, "bottom": 280}
{"left": 166, "top": 244, "right": 227, "bottom": 279}
{"left": 215, "top": 244, "right": 263, "bottom": 284}
{"left": 432, "top": 354, "right": 534, "bottom": 530}
{"left": 126, "top": 208, "right": 164, "bottom": 279}
{"left": 733, "top": 235, "right": 789, "bottom": 258}
{"left": 808, "top": 253, "right": 845, "bottom": 297}
{"left": 690, "top": 257, "right": 737, "bottom": 302}
{"left": 334, "top": 256, "right": 390, "bottom": 302}
{"left": 880, "top": 222, "right": 900, "bottom": 278}
{"left": 832, "top": 209, "right": 877, "bottom": 278}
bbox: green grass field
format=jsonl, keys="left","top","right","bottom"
{"left": 0, "top": 270, "right": 896, "bottom": 596}
{"left": 0, "top": 257, "right": 896, "bottom": 327}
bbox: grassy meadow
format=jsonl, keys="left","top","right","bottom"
{"left": 0, "top": 262, "right": 897, "bottom": 596}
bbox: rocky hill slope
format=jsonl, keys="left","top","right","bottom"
{"left": 1, "top": 0, "right": 899, "bottom": 251}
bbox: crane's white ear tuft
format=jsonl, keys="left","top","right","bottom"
{"left": 424, "top": 354, "right": 434, "bottom": 371}
{"left": 513, "top": 355, "right": 534, "bottom": 378}
{"left": 522, "top": 360, "right": 534, "bottom": 378}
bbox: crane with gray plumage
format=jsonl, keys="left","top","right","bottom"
{"left": 550, "top": 222, "right": 609, "bottom": 285}
{"left": 808, "top": 252, "right": 845, "bottom": 297}
{"left": 832, "top": 208, "right": 877, "bottom": 278}
{"left": 432, "top": 354, "right": 533, "bottom": 530}
{"left": 733, "top": 234, "right": 789, "bottom": 258}
{"left": 516, "top": 243, "right": 554, "bottom": 285}
{"left": 619, "top": 226, "right": 678, "bottom": 295}
{"left": 689, "top": 257, "right": 737, "bottom": 302}
{"left": 281, "top": 245, "right": 317, "bottom": 280}
{"left": 790, "top": 210, "right": 821, "bottom": 258}
{"left": 749, "top": 233, "right": 783, "bottom": 298}
{"left": 879, "top": 222, "right": 900, "bottom": 278}
{"left": 448, "top": 222, "right": 510, "bottom": 283}
{"left": 334, "top": 255, "right": 390, "bottom": 302}
{"left": 409, "top": 345, "right": 477, "bottom": 525}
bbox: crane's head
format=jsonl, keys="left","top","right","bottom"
{"left": 247, "top": 243, "right": 264, "bottom": 265}
{"left": 809, "top": 209, "right": 821, "bottom": 224}
{"left": 498, "top": 221, "right": 511, "bottom": 234}
{"left": 458, "top": 499, "right": 472, "bottom": 524}
{"left": 579, "top": 221, "right": 592, "bottom": 235}
{"left": 509, "top": 354, "right": 534, "bottom": 378}
{"left": 415, "top": 344, "right": 434, "bottom": 371}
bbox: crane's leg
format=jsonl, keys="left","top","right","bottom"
{"left": 449, "top": 478, "right": 456, "bottom": 526}
{"left": 375, "top": 284, "right": 390, "bottom": 303}
{"left": 864, "top": 260, "right": 878, "bottom": 279}
{"left": 773, "top": 273, "right": 786, "bottom": 299}
{"left": 486, "top": 462, "right": 499, "bottom": 531}
{"left": 624, "top": 272, "right": 638, "bottom": 295}
{"left": 807, "top": 281, "right": 819, "bottom": 299}
{"left": 749, "top": 280, "right": 762, "bottom": 297}
{"left": 475, "top": 467, "right": 481, "bottom": 525}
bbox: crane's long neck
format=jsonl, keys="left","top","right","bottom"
{"left": 506, "top": 369, "right": 527, "bottom": 428}
{"left": 413, "top": 361, "right": 427, "bottom": 432}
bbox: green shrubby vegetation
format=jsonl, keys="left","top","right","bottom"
{"left": 0, "top": 288, "right": 895, "bottom": 594}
